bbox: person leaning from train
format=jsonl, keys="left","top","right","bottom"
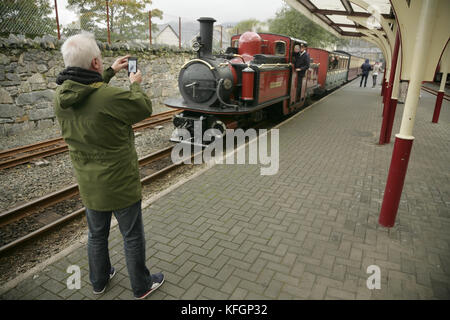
{"left": 54, "top": 32, "right": 164, "bottom": 299}
{"left": 360, "top": 58, "right": 372, "bottom": 88}
{"left": 293, "top": 43, "right": 310, "bottom": 100}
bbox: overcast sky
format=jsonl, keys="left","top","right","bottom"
{"left": 57, "top": 0, "right": 287, "bottom": 26}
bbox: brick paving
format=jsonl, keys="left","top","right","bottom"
{"left": 1, "top": 79, "right": 449, "bottom": 300}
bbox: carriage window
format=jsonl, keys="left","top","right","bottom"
{"left": 274, "top": 41, "right": 286, "bottom": 56}
{"left": 232, "top": 39, "right": 239, "bottom": 48}
{"left": 333, "top": 56, "right": 339, "bottom": 69}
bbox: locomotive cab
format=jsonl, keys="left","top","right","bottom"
{"left": 164, "top": 17, "right": 312, "bottom": 145}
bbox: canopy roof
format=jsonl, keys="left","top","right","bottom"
{"left": 286, "top": 0, "right": 395, "bottom": 37}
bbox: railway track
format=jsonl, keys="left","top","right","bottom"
{"left": 0, "top": 102, "right": 292, "bottom": 255}
{"left": 0, "top": 110, "right": 179, "bottom": 170}
{"left": 0, "top": 120, "right": 280, "bottom": 255}
{"left": 421, "top": 85, "right": 450, "bottom": 101}
{"left": 0, "top": 144, "right": 190, "bottom": 254}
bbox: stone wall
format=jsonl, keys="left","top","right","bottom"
{"left": 0, "top": 35, "right": 194, "bottom": 136}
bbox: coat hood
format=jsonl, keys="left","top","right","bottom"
{"left": 57, "top": 80, "right": 102, "bottom": 109}
{"left": 56, "top": 67, "right": 104, "bottom": 109}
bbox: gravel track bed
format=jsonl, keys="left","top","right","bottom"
{"left": 0, "top": 117, "right": 200, "bottom": 286}
{"left": 0, "top": 126, "right": 62, "bottom": 151}
{"left": 0, "top": 196, "right": 83, "bottom": 247}
{"left": 0, "top": 162, "right": 208, "bottom": 286}
{"left": 0, "top": 123, "right": 175, "bottom": 212}
{"left": 0, "top": 152, "right": 176, "bottom": 248}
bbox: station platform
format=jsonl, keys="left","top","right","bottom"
{"left": 1, "top": 79, "right": 449, "bottom": 300}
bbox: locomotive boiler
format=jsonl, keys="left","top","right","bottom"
{"left": 164, "top": 17, "right": 318, "bottom": 144}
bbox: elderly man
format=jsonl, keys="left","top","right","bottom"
{"left": 293, "top": 43, "right": 310, "bottom": 101}
{"left": 54, "top": 33, "right": 164, "bottom": 299}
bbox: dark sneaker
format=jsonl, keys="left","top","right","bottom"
{"left": 93, "top": 267, "right": 116, "bottom": 295}
{"left": 135, "top": 272, "right": 165, "bottom": 300}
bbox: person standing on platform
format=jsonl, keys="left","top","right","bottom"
{"left": 54, "top": 33, "right": 165, "bottom": 299}
{"left": 372, "top": 61, "right": 383, "bottom": 88}
{"left": 293, "top": 43, "right": 310, "bottom": 101}
{"left": 360, "top": 59, "right": 372, "bottom": 87}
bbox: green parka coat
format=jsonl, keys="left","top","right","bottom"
{"left": 54, "top": 67, "right": 152, "bottom": 211}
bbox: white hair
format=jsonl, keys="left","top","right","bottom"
{"left": 61, "top": 32, "right": 101, "bottom": 69}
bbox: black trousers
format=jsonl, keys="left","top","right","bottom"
{"left": 297, "top": 74, "right": 304, "bottom": 100}
{"left": 360, "top": 74, "right": 368, "bottom": 87}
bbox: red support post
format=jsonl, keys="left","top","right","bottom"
{"left": 379, "top": 31, "right": 400, "bottom": 145}
{"left": 432, "top": 91, "right": 445, "bottom": 123}
{"left": 54, "top": 0, "right": 61, "bottom": 40}
{"left": 383, "top": 80, "right": 390, "bottom": 106}
{"left": 385, "top": 99, "right": 398, "bottom": 143}
{"left": 179, "top": 17, "right": 181, "bottom": 49}
{"left": 381, "top": 72, "right": 386, "bottom": 96}
{"left": 106, "top": 0, "right": 111, "bottom": 45}
{"left": 379, "top": 136, "right": 413, "bottom": 227}
{"left": 149, "top": 10, "right": 152, "bottom": 46}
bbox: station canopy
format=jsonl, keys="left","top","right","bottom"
{"left": 287, "top": 0, "right": 395, "bottom": 37}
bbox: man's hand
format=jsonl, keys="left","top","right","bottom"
{"left": 129, "top": 70, "right": 142, "bottom": 84}
{"left": 111, "top": 55, "right": 130, "bottom": 73}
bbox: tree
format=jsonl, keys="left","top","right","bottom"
{"left": 0, "top": 0, "right": 56, "bottom": 37}
{"left": 268, "top": 5, "right": 347, "bottom": 48}
{"left": 67, "top": 0, "right": 162, "bottom": 41}
{"left": 230, "top": 19, "right": 263, "bottom": 35}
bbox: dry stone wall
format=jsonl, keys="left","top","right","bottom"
{"left": 0, "top": 35, "right": 193, "bottom": 136}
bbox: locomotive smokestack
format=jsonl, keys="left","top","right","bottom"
{"left": 197, "top": 17, "right": 216, "bottom": 57}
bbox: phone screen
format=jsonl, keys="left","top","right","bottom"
{"left": 128, "top": 58, "right": 137, "bottom": 74}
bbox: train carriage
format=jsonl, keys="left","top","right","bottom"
{"left": 308, "top": 48, "right": 353, "bottom": 92}
{"left": 326, "top": 51, "right": 350, "bottom": 90}
{"left": 165, "top": 17, "right": 319, "bottom": 143}
{"left": 345, "top": 53, "right": 365, "bottom": 81}
{"left": 307, "top": 47, "right": 329, "bottom": 93}
{"left": 164, "top": 17, "right": 370, "bottom": 145}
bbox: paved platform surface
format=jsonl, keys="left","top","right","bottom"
{"left": 1, "top": 79, "right": 449, "bottom": 300}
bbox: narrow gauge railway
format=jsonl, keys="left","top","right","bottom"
{"left": 0, "top": 115, "right": 282, "bottom": 255}
{"left": 0, "top": 145, "right": 181, "bottom": 254}
{"left": 420, "top": 85, "right": 450, "bottom": 101}
{"left": 0, "top": 109, "right": 180, "bottom": 170}
{"left": 0, "top": 17, "right": 373, "bottom": 257}
{"left": 165, "top": 17, "right": 366, "bottom": 146}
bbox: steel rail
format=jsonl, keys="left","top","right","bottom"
{"left": 421, "top": 85, "right": 450, "bottom": 101}
{"left": 0, "top": 110, "right": 179, "bottom": 170}
{"left": 0, "top": 145, "right": 182, "bottom": 254}
{"left": 0, "top": 111, "right": 279, "bottom": 254}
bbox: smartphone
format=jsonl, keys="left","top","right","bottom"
{"left": 128, "top": 57, "right": 137, "bottom": 76}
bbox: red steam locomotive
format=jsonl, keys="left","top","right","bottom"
{"left": 164, "top": 17, "right": 364, "bottom": 144}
